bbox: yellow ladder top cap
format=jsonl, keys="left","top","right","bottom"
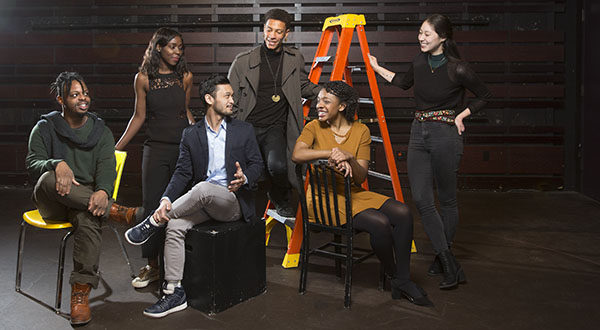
{"left": 322, "top": 14, "right": 366, "bottom": 31}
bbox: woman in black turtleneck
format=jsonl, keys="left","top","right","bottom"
{"left": 369, "top": 14, "right": 492, "bottom": 290}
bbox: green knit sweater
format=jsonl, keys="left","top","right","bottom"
{"left": 26, "top": 113, "right": 116, "bottom": 196}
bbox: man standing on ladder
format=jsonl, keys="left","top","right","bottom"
{"left": 228, "top": 8, "right": 321, "bottom": 217}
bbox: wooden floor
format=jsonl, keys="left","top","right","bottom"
{"left": 2, "top": 186, "right": 599, "bottom": 330}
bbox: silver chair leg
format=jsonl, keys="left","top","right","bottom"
{"left": 16, "top": 221, "right": 27, "bottom": 292}
{"left": 109, "top": 223, "right": 136, "bottom": 278}
{"left": 16, "top": 220, "right": 72, "bottom": 318}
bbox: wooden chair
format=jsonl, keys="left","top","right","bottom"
{"left": 295, "top": 161, "right": 384, "bottom": 308}
{"left": 15, "top": 150, "right": 135, "bottom": 317}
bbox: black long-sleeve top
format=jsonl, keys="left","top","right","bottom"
{"left": 391, "top": 52, "right": 491, "bottom": 114}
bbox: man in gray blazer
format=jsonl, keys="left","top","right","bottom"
{"left": 228, "top": 8, "right": 320, "bottom": 217}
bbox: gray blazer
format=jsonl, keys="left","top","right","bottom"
{"left": 227, "top": 44, "right": 320, "bottom": 181}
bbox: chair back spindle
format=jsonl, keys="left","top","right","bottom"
{"left": 295, "top": 160, "right": 381, "bottom": 308}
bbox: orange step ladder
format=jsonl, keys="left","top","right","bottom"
{"left": 268, "top": 13, "right": 415, "bottom": 269}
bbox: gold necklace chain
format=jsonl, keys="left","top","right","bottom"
{"left": 331, "top": 125, "right": 351, "bottom": 137}
{"left": 262, "top": 47, "right": 284, "bottom": 102}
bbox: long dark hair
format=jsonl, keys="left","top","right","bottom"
{"left": 425, "top": 14, "right": 461, "bottom": 62}
{"left": 139, "top": 27, "right": 189, "bottom": 79}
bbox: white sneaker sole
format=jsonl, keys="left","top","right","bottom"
{"left": 124, "top": 227, "right": 151, "bottom": 246}
{"left": 131, "top": 276, "right": 159, "bottom": 288}
{"left": 143, "top": 301, "right": 188, "bottom": 318}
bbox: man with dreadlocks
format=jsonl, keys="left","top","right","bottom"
{"left": 25, "top": 71, "right": 140, "bottom": 325}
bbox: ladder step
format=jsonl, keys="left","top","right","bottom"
{"left": 358, "top": 118, "right": 378, "bottom": 123}
{"left": 368, "top": 170, "right": 392, "bottom": 182}
{"left": 312, "top": 56, "right": 331, "bottom": 69}
{"left": 266, "top": 209, "right": 296, "bottom": 224}
{"left": 370, "top": 136, "right": 383, "bottom": 143}
{"left": 358, "top": 97, "right": 373, "bottom": 104}
{"left": 347, "top": 66, "right": 362, "bottom": 72}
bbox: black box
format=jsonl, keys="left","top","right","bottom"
{"left": 182, "top": 219, "right": 266, "bottom": 314}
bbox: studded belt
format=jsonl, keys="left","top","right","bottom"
{"left": 414, "top": 109, "right": 456, "bottom": 124}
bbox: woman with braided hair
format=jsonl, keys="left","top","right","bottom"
{"left": 369, "top": 14, "right": 492, "bottom": 289}
{"left": 292, "top": 81, "right": 432, "bottom": 306}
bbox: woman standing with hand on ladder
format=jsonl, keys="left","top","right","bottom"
{"left": 115, "top": 28, "right": 194, "bottom": 289}
{"left": 369, "top": 14, "right": 491, "bottom": 289}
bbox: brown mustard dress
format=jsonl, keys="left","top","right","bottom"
{"left": 296, "top": 120, "right": 390, "bottom": 225}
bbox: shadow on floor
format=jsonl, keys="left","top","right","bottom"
{"left": 2, "top": 187, "right": 600, "bottom": 329}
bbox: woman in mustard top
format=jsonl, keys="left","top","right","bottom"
{"left": 292, "top": 81, "right": 432, "bottom": 306}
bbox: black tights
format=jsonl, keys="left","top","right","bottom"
{"left": 353, "top": 199, "right": 413, "bottom": 282}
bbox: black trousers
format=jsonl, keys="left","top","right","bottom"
{"left": 253, "top": 125, "right": 290, "bottom": 204}
{"left": 407, "top": 120, "right": 463, "bottom": 253}
{"left": 140, "top": 141, "right": 180, "bottom": 259}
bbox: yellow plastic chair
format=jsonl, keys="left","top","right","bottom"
{"left": 15, "top": 150, "right": 135, "bottom": 316}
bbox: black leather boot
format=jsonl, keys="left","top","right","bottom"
{"left": 438, "top": 249, "right": 462, "bottom": 289}
{"left": 427, "top": 255, "right": 442, "bottom": 276}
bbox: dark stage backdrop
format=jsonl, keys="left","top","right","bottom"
{"left": 581, "top": 0, "right": 600, "bottom": 201}
{"left": 0, "top": 0, "right": 575, "bottom": 193}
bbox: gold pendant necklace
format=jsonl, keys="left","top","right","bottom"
{"left": 428, "top": 55, "right": 435, "bottom": 73}
{"left": 428, "top": 53, "right": 447, "bottom": 73}
{"left": 331, "top": 126, "right": 351, "bottom": 144}
{"left": 262, "top": 46, "right": 284, "bottom": 103}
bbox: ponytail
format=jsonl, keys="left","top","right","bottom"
{"left": 443, "top": 38, "right": 461, "bottom": 61}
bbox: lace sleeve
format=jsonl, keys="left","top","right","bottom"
{"left": 391, "top": 63, "right": 414, "bottom": 90}
{"left": 455, "top": 62, "right": 492, "bottom": 114}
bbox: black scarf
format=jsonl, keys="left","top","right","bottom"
{"left": 36, "top": 111, "right": 106, "bottom": 160}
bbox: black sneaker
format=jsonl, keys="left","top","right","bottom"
{"left": 125, "top": 213, "right": 162, "bottom": 246}
{"left": 143, "top": 286, "right": 187, "bottom": 318}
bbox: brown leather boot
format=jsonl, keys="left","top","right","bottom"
{"left": 70, "top": 283, "right": 92, "bottom": 325}
{"left": 109, "top": 203, "right": 139, "bottom": 225}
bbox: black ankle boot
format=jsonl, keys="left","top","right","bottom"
{"left": 438, "top": 249, "right": 462, "bottom": 289}
{"left": 427, "top": 255, "right": 442, "bottom": 276}
{"left": 391, "top": 279, "right": 433, "bottom": 307}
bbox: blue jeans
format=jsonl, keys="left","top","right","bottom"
{"left": 407, "top": 120, "right": 463, "bottom": 253}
